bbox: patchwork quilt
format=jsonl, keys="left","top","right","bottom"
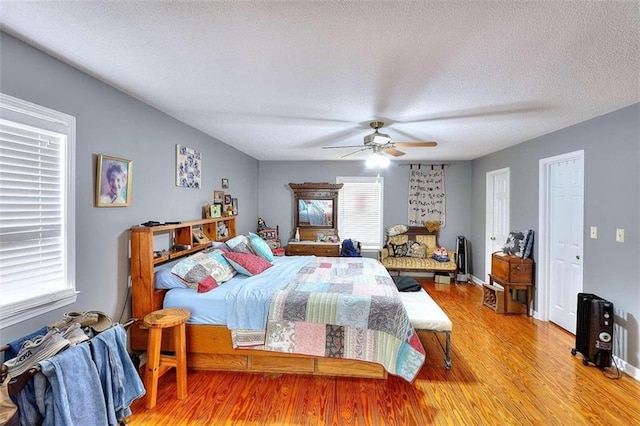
{"left": 232, "top": 257, "right": 425, "bottom": 382}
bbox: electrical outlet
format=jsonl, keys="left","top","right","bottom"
{"left": 616, "top": 228, "right": 625, "bottom": 243}
{"left": 590, "top": 226, "right": 598, "bottom": 239}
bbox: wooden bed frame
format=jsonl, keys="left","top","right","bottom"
{"left": 129, "top": 218, "right": 387, "bottom": 379}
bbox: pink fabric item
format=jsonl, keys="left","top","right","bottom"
{"left": 293, "top": 322, "right": 326, "bottom": 356}
{"left": 197, "top": 275, "right": 219, "bottom": 293}
{"left": 223, "top": 251, "right": 272, "bottom": 276}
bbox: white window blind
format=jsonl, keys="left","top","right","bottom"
{"left": 0, "top": 93, "right": 76, "bottom": 328}
{"left": 337, "top": 176, "right": 384, "bottom": 250}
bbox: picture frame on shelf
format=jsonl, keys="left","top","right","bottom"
{"left": 231, "top": 198, "right": 238, "bottom": 216}
{"left": 213, "top": 190, "right": 224, "bottom": 204}
{"left": 224, "top": 194, "right": 232, "bottom": 205}
{"left": 221, "top": 178, "right": 229, "bottom": 189}
{"left": 211, "top": 203, "right": 222, "bottom": 218}
{"left": 95, "top": 154, "right": 133, "bottom": 207}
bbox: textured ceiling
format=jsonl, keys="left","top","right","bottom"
{"left": 1, "top": 1, "right": 638, "bottom": 162}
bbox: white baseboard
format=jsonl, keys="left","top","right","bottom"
{"left": 614, "top": 356, "right": 640, "bottom": 381}
{"left": 470, "top": 274, "right": 484, "bottom": 285}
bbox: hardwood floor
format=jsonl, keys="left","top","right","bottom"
{"left": 127, "top": 279, "right": 640, "bottom": 425}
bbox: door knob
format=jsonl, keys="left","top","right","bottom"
{"left": 576, "top": 255, "right": 580, "bottom": 260}
{"left": 490, "top": 237, "right": 496, "bottom": 241}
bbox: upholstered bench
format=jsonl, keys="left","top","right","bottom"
{"left": 399, "top": 289, "right": 453, "bottom": 370}
{"left": 379, "top": 226, "right": 457, "bottom": 276}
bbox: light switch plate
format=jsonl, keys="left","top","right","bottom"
{"left": 616, "top": 228, "right": 625, "bottom": 243}
{"left": 590, "top": 226, "right": 598, "bottom": 239}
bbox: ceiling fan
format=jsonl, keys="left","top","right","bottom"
{"left": 322, "top": 121, "right": 437, "bottom": 158}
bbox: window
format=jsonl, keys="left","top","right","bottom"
{"left": 0, "top": 93, "right": 76, "bottom": 328}
{"left": 336, "top": 176, "right": 384, "bottom": 250}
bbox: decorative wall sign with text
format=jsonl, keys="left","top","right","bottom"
{"left": 408, "top": 169, "right": 446, "bottom": 228}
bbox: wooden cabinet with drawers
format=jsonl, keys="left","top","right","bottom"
{"left": 491, "top": 252, "right": 534, "bottom": 283}
{"left": 490, "top": 251, "right": 534, "bottom": 316}
{"left": 286, "top": 242, "right": 341, "bottom": 257}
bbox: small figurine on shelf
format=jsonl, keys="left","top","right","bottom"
{"left": 257, "top": 217, "right": 268, "bottom": 231}
{"left": 226, "top": 204, "right": 234, "bottom": 216}
{"left": 294, "top": 227, "right": 300, "bottom": 242}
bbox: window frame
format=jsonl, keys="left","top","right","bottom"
{"left": 0, "top": 93, "right": 77, "bottom": 329}
{"left": 336, "top": 176, "right": 384, "bottom": 251}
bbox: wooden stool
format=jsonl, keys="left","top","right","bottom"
{"left": 143, "top": 307, "right": 190, "bottom": 409}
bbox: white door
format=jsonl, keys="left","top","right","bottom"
{"left": 486, "top": 168, "right": 510, "bottom": 282}
{"left": 547, "top": 156, "right": 584, "bottom": 332}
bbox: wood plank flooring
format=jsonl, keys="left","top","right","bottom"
{"left": 127, "top": 279, "right": 640, "bottom": 425}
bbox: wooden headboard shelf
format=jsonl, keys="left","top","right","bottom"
{"left": 129, "top": 217, "right": 236, "bottom": 331}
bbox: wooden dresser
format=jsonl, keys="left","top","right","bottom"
{"left": 489, "top": 252, "right": 534, "bottom": 316}
{"left": 286, "top": 241, "right": 341, "bottom": 257}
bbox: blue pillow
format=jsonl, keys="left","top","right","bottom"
{"left": 154, "top": 267, "right": 188, "bottom": 289}
{"left": 248, "top": 232, "right": 275, "bottom": 262}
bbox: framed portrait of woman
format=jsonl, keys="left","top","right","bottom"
{"left": 95, "top": 154, "right": 133, "bottom": 207}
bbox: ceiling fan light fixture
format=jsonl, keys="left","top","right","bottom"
{"left": 366, "top": 152, "right": 390, "bottom": 169}
{"left": 364, "top": 132, "right": 391, "bottom": 145}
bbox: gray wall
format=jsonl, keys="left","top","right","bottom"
{"left": 258, "top": 161, "right": 471, "bottom": 250}
{"left": 0, "top": 32, "right": 259, "bottom": 343}
{"left": 470, "top": 103, "right": 640, "bottom": 370}
{"left": 3, "top": 29, "right": 638, "bottom": 373}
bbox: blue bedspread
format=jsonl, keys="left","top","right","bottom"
{"left": 224, "top": 255, "right": 314, "bottom": 329}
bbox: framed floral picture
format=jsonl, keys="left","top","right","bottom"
{"left": 95, "top": 154, "right": 133, "bottom": 207}
{"left": 176, "top": 144, "right": 201, "bottom": 188}
{"left": 221, "top": 178, "right": 229, "bottom": 189}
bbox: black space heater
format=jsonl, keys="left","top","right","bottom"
{"left": 455, "top": 236, "right": 469, "bottom": 282}
{"left": 571, "top": 293, "right": 614, "bottom": 369}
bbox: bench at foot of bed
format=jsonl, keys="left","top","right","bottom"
{"left": 399, "top": 289, "right": 453, "bottom": 370}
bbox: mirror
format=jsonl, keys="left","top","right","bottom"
{"left": 298, "top": 199, "right": 333, "bottom": 226}
{"left": 289, "top": 182, "right": 343, "bottom": 241}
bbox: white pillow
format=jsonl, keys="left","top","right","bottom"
{"left": 385, "top": 224, "right": 409, "bottom": 236}
{"left": 225, "top": 235, "right": 254, "bottom": 254}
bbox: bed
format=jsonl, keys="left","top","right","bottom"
{"left": 298, "top": 199, "right": 331, "bottom": 225}
{"left": 130, "top": 221, "right": 425, "bottom": 381}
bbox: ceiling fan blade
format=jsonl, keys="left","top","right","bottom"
{"left": 383, "top": 148, "right": 405, "bottom": 157}
{"left": 394, "top": 141, "right": 438, "bottom": 148}
{"left": 395, "top": 103, "right": 547, "bottom": 124}
{"left": 341, "top": 148, "right": 370, "bottom": 158}
{"left": 322, "top": 145, "right": 365, "bottom": 149}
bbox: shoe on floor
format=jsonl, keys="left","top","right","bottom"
{"left": 3, "top": 330, "right": 70, "bottom": 379}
